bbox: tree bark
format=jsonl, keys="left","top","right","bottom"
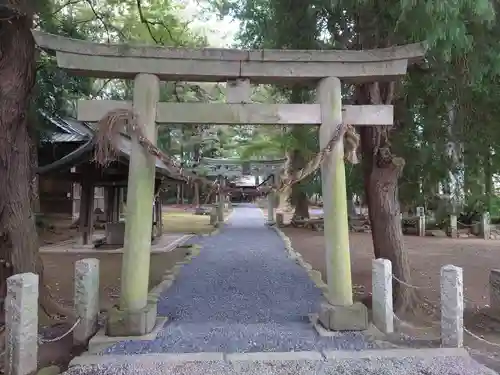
{"left": 0, "top": 3, "right": 39, "bottom": 274}
{"left": 0, "top": 5, "right": 75, "bottom": 321}
{"left": 357, "top": 83, "right": 414, "bottom": 310}
{"left": 288, "top": 87, "right": 311, "bottom": 220}
{"left": 289, "top": 147, "right": 310, "bottom": 219}
{"left": 484, "top": 146, "right": 492, "bottom": 213}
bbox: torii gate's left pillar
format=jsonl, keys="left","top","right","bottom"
{"left": 110, "top": 74, "right": 160, "bottom": 336}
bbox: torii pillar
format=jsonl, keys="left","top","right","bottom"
{"left": 317, "top": 77, "right": 368, "bottom": 330}
{"left": 109, "top": 74, "right": 160, "bottom": 336}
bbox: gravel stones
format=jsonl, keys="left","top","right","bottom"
{"left": 63, "top": 356, "right": 498, "bottom": 375}
{"left": 83, "top": 205, "right": 498, "bottom": 375}
{"left": 103, "top": 205, "right": 372, "bottom": 354}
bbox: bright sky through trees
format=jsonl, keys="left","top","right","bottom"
{"left": 175, "top": 0, "right": 239, "bottom": 47}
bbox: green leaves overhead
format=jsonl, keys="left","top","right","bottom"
{"left": 32, "top": 0, "right": 500, "bottom": 213}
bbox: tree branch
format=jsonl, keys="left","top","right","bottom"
{"left": 136, "top": 0, "right": 160, "bottom": 44}
{"left": 82, "top": 0, "right": 127, "bottom": 43}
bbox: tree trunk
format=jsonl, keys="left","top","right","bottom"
{"left": 357, "top": 83, "right": 414, "bottom": 310}
{"left": 288, "top": 87, "right": 310, "bottom": 220}
{"left": 278, "top": 150, "right": 293, "bottom": 211}
{"left": 289, "top": 147, "right": 310, "bottom": 219}
{"left": 0, "top": 6, "right": 75, "bottom": 321}
{"left": 0, "top": 3, "right": 39, "bottom": 275}
{"left": 193, "top": 182, "right": 200, "bottom": 207}
{"left": 484, "top": 146, "right": 492, "bottom": 213}
{"left": 29, "top": 131, "right": 41, "bottom": 214}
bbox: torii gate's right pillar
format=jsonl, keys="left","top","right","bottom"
{"left": 317, "top": 77, "right": 368, "bottom": 330}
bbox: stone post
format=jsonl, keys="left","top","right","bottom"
{"left": 372, "top": 259, "right": 394, "bottom": 333}
{"left": 449, "top": 215, "right": 458, "bottom": 238}
{"left": 120, "top": 73, "right": 159, "bottom": 314}
{"left": 217, "top": 175, "right": 225, "bottom": 222}
{"left": 267, "top": 175, "right": 276, "bottom": 225}
{"left": 440, "top": 265, "right": 463, "bottom": 348}
{"left": 267, "top": 192, "right": 275, "bottom": 224}
{"left": 316, "top": 77, "right": 367, "bottom": 331}
{"left": 417, "top": 215, "right": 426, "bottom": 237}
{"left": 210, "top": 206, "right": 218, "bottom": 226}
{"left": 5, "top": 273, "right": 38, "bottom": 375}
{"left": 482, "top": 212, "right": 491, "bottom": 240}
{"left": 74, "top": 258, "right": 100, "bottom": 345}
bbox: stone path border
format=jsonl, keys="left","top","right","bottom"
{"left": 40, "top": 234, "right": 194, "bottom": 254}
{"left": 81, "top": 209, "right": 234, "bottom": 354}
{"left": 267, "top": 213, "right": 398, "bottom": 348}
{"left": 85, "top": 237, "right": 199, "bottom": 353}
{"left": 268, "top": 223, "right": 330, "bottom": 298}
{"left": 69, "top": 347, "right": 470, "bottom": 367}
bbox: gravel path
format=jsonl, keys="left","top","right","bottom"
{"left": 65, "top": 356, "right": 498, "bottom": 375}
{"left": 68, "top": 205, "right": 498, "bottom": 374}
{"left": 102, "top": 205, "right": 372, "bottom": 354}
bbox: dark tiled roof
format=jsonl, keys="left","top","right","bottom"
{"left": 39, "top": 112, "right": 180, "bottom": 180}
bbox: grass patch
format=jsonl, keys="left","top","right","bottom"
{"left": 162, "top": 212, "right": 215, "bottom": 234}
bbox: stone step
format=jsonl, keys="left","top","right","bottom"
{"left": 65, "top": 348, "right": 498, "bottom": 375}
{"left": 90, "top": 320, "right": 372, "bottom": 355}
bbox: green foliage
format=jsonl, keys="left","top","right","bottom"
{"left": 207, "top": 0, "right": 500, "bottom": 212}
{"left": 32, "top": 0, "right": 500, "bottom": 214}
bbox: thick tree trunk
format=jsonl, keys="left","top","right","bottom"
{"left": 0, "top": 5, "right": 39, "bottom": 275}
{"left": 0, "top": 7, "right": 75, "bottom": 321}
{"left": 357, "top": 83, "right": 414, "bottom": 310}
{"left": 288, "top": 86, "right": 310, "bottom": 220}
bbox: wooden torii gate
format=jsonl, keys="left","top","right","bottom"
{"left": 34, "top": 31, "right": 425, "bottom": 336}
{"left": 196, "top": 157, "right": 286, "bottom": 223}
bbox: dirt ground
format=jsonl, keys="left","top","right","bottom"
{"left": 41, "top": 249, "right": 189, "bottom": 314}
{"left": 279, "top": 217, "right": 500, "bottom": 368}
{"left": 34, "top": 248, "right": 189, "bottom": 369}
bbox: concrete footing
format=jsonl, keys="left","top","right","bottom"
{"left": 89, "top": 316, "right": 168, "bottom": 353}
{"left": 105, "top": 222, "right": 125, "bottom": 245}
{"left": 106, "top": 300, "right": 158, "bottom": 337}
{"left": 318, "top": 301, "right": 368, "bottom": 331}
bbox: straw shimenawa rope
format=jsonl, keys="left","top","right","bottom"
{"left": 93, "top": 108, "right": 360, "bottom": 193}
{"left": 275, "top": 123, "right": 360, "bottom": 193}
{"left": 93, "top": 108, "right": 214, "bottom": 187}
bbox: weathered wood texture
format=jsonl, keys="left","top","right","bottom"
{"left": 78, "top": 101, "right": 393, "bottom": 126}
{"left": 33, "top": 31, "right": 426, "bottom": 83}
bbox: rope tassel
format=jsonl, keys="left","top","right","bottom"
{"left": 275, "top": 123, "right": 359, "bottom": 193}
{"left": 93, "top": 108, "right": 214, "bottom": 188}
